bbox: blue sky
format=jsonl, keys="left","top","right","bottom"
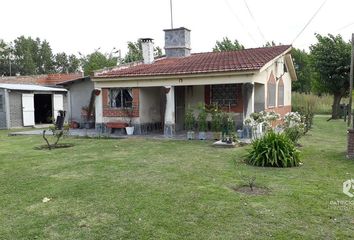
{"left": 0, "top": 0, "right": 353, "bottom": 55}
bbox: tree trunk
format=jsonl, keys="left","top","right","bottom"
{"left": 332, "top": 94, "right": 342, "bottom": 119}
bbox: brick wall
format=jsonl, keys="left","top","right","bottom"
{"left": 102, "top": 88, "right": 139, "bottom": 117}
{"left": 266, "top": 105, "right": 291, "bottom": 117}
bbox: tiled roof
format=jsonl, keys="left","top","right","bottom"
{"left": 0, "top": 73, "right": 84, "bottom": 86}
{"left": 95, "top": 45, "right": 291, "bottom": 78}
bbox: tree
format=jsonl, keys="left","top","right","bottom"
{"left": 38, "top": 40, "right": 55, "bottom": 74}
{"left": 54, "top": 53, "right": 80, "bottom": 73}
{"left": 123, "top": 39, "right": 163, "bottom": 64}
{"left": 213, "top": 37, "right": 244, "bottom": 52}
{"left": 54, "top": 52, "right": 70, "bottom": 73}
{"left": 68, "top": 54, "right": 80, "bottom": 73}
{"left": 310, "top": 34, "right": 351, "bottom": 119}
{"left": 291, "top": 48, "right": 314, "bottom": 93}
{"left": 0, "top": 40, "right": 14, "bottom": 76}
{"left": 13, "top": 36, "right": 38, "bottom": 75}
{"left": 81, "top": 51, "right": 118, "bottom": 76}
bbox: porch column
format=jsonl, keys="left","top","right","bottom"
{"left": 243, "top": 83, "right": 255, "bottom": 119}
{"left": 164, "top": 86, "right": 175, "bottom": 137}
{"left": 95, "top": 88, "right": 104, "bottom": 132}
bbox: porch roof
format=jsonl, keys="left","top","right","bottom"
{"left": 94, "top": 45, "right": 291, "bottom": 79}
{"left": 0, "top": 83, "right": 67, "bottom": 92}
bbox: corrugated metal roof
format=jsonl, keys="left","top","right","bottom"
{"left": 0, "top": 83, "right": 67, "bottom": 92}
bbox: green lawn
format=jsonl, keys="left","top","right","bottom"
{"left": 1, "top": 116, "right": 354, "bottom": 239}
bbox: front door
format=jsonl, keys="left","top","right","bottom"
{"left": 22, "top": 93, "right": 35, "bottom": 126}
{"left": 175, "top": 86, "right": 185, "bottom": 131}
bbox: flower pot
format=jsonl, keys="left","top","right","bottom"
{"left": 213, "top": 131, "right": 222, "bottom": 140}
{"left": 198, "top": 131, "right": 206, "bottom": 140}
{"left": 187, "top": 131, "right": 195, "bottom": 140}
{"left": 125, "top": 126, "right": 134, "bottom": 135}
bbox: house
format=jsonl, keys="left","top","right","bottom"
{"left": 0, "top": 73, "right": 94, "bottom": 129}
{"left": 92, "top": 27, "right": 297, "bottom": 136}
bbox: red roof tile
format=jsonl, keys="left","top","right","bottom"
{"left": 95, "top": 45, "right": 291, "bottom": 78}
{"left": 0, "top": 73, "right": 83, "bottom": 86}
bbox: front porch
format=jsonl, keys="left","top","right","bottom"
{"left": 95, "top": 82, "right": 266, "bottom": 137}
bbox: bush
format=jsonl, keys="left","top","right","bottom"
{"left": 246, "top": 131, "right": 301, "bottom": 167}
{"left": 284, "top": 126, "right": 303, "bottom": 144}
{"left": 197, "top": 103, "right": 207, "bottom": 132}
{"left": 185, "top": 107, "right": 195, "bottom": 131}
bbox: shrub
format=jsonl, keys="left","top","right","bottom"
{"left": 197, "top": 103, "right": 208, "bottom": 132}
{"left": 246, "top": 131, "right": 301, "bottom": 167}
{"left": 284, "top": 126, "right": 303, "bottom": 144}
{"left": 283, "top": 112, "right": 305, "bottom": 143}
{"left": 185, "top": 107, "right": 195, "bottom": 131}
{"left": 210, "top": 105, "right": 222, "bottom": 132}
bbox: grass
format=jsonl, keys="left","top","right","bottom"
{"left": 0, "top": 117, "right": 354, "bottom": 239}
{"left": 292, "top": 92, "right": 349, "bottom": 114}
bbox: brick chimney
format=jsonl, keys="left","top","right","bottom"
{"left": 141, "top": 38, "right": 154, "bottom": 64}
{"left": 164, "top": 27, "right": 191, "bottom": 58}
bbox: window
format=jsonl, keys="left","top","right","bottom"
{"left": 0, "top": 95, "right": 3, "bottom": 112}
{"left": 109, "top": 88, "right": 133, "bottom": 108}
{"left": 267, "top": 73, "right": 276, "bottom": 107}
{"left": 211, "top": 84, "right": 237, "bottom": 106}
{"left": 278, "top": 79, "right": 284, "bottom": 106}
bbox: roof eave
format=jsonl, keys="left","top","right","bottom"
{"left": 258, "top": 46, "right": 293, "bottom": 73}
{"left": 91, "top": 70, "right": 258, "bottom": 82}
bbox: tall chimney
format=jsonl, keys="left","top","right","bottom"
{"left": 164, "top": 27, "right": 191, "bottom": 58}
{"left": 141, "top": 38, "right": 154, "bottom": 64}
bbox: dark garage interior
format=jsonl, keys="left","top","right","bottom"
{"left": 34, "top": 94, "right": 53, "bottom": 124}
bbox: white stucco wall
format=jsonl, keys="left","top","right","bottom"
{"left": 139, "top": 87, "right": 162, "bottom": 123}
{"left": 252, "top": 55, "right": 292, "bottom": 109}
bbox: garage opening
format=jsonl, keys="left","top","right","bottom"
{"left": 34, "top": 94, "right": 53, "bottom": 124}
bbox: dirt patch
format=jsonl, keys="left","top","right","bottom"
{"left": 35, "top": 143, "right": 74, "bottom": 150}
{"left": 230, "top": 185, "right": 270, "bottom": 195}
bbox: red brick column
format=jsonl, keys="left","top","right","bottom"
{"left": 347, "top": 129, "right": 354, "bottom": 158}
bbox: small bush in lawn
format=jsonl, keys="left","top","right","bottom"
{"left": 246, "top": 131, "right": 301, "bottom": 167}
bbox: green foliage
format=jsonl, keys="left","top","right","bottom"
{"left": 246, "top": 131, "right": 301, "bottom": 167}
{"left": 123, "top": 39, "right": 163, "bottom": 64}
{"left": 284, "top": 126, "right": 304, "bottom": 144}
{"left": 210, "top": 105, "right": 222, "bottom": 132}
{"left": 81, "top": 51, "right": 117, "bottom": 76}
{"left": 213, "top": 37, "right": 244, "bottom": 52}
{"left": 292, "top": 48, "right": 315, "bottom": 93}
{"left": 54, "top": 52, "right": 80, "bottom": 73}
{"left": 310, "top": 34, "right": 351, "bottom": 118}
{"left": 197, "top": 103, "right": 208, "bottom": 132}
{"left": 184, "top": 106, "right": 195, "bottom": 131}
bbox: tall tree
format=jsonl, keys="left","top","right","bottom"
{"left": 213, "top": 37, "right": 244, "bottom": 52}
{"left": 291, "top": 48, "right": 314, "bottom": 93}
{"left": 81, "top": 51, "right": 118, "bottom": 76}
{"left": 123, "top": 39, "right": 163, "bottom": 64}
{"left": 38, "top": 40, "right": 54, "bottom": 74}
{"left": 310, "top": 34, "right": 351, "bottom": 119}
{"left": 13, "top": 36, "right": 38, "bottom": 75}
{"left": 0, "top": 40, "right": 14, "bottom": 76}
{"left": 68, "top": 54, "right": 80, "bottom": 73}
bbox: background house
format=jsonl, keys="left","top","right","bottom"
{"left": 92, "top": 27, "right": 297, "bottom": 136}
{"left": 0, "top": 73, "right": 93, "bottom": 129}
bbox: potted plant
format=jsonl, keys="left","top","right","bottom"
{"left": 210, "top": 105, "right": 222, "bottom": 140}
{"left": 197, "top": 103, "right": 207, "bottom": 140}
{"left": 185, "top": 106, "right": 195, "bottom": 140}
{"left": 124, "top": 107, "right": 135, "bottom": 135}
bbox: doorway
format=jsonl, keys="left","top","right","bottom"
{"left": 34, "top": 94, "right": 53, "bottom": 124}
{"left": 175, "top": 86, "right": 185, "bottom": 131}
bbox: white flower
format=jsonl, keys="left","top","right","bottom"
{"left": 42, "top": 197, "right": 51, "bottom": 203}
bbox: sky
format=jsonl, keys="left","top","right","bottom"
{"left": 0, "top": 0, "right": 353, "bottom": 57}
